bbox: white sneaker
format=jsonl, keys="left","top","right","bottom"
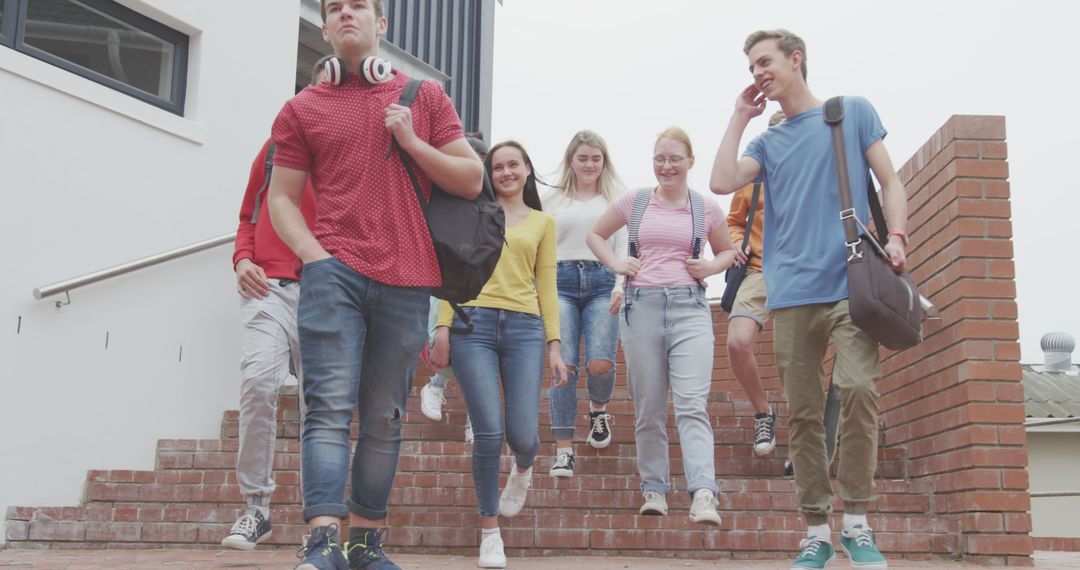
{"left": 478, "top": 531, "right": 507, "bottom": 568}
{"left": 419, "top": 381, "right": 445, "bottom": 421}
{"left": 498, "top": 466, "right": 533, "bottom": 518}
{"left": 689, "top": 489, "right": 721, "bottom": 526}
{"left": 639, "top": 491, "right": 668, "bottom": 516}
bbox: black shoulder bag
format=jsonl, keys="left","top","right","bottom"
{"left": 395, "top": 79, "right": 506, "bottom": 332}
{"left": 719, "top": 182, "right": 761, "bottom": 313}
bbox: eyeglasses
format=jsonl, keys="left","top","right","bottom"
{"left": 652, "top": 155, "right": 687, "bottom": 166}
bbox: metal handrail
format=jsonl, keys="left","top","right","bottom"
{"left": 1024, "top": 417, "right": 1080, "bottom": 427}
{"left": 33, "top": 232, "right": 235, "bottom": 303}
{"left": 1031, "top": 491, "right": 1080, "bottom": 498}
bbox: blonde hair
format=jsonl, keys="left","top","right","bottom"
{"left": 743, "top": 29, "right": 807, "bottom": 81}
{"left": 550, "top": 130, "right": 625, "bottom": 204}
{"left": 655, "top": 126, "right": 693, "bottom": 158}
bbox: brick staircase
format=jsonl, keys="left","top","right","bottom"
{"left": 4, "top": 341, "right": 960, "bottom": 561}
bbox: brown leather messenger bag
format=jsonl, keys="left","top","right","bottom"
{"left": 824, "top": 96, "right": 923, "bottom": 350}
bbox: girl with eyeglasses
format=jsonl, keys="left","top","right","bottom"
{"left": 431, "top": 140, "right": 567, "bottom": 568}
{"left": 587, "top": 127, "right": 736, "bottom": 526}
{"left": 540, "top": 130, "right": 627, "bottom": 479}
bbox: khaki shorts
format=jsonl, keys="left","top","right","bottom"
{"left": 728, "top": 268, "right": 769, "bottom": 329}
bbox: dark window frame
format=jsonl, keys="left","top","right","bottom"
{"left": 3, "top": 0, "right": 188, "bottom": 115}
{"left": 1, "top": 0, "right": 18, "bottom": 43}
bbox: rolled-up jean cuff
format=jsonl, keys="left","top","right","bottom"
{"left": 641, "top": 482, "right": 670, "bottom": 494}
{"left": 303, "top": 502, "right": 349, "bottom": 522}
{"left": 804, "top": 512, "right": 830, "bottom": 526}
{"left": 685, "top": 479, "right": 719, "bottom": 498}
{"left": 513, "top": 453, "right": 537, "bottom": 471}
{"left": 348, "top": 499, "right": 388, "bottom": 521}
{"left": 552, "top": 426, "right": 575, "bottom": 441}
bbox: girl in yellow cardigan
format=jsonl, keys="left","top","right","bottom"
{"left": 431, "top": 140, "right": 567, "bottom": 568}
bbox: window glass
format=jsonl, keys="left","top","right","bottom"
{"left": 23, "top": 0, "right": 179, "bottom": 101}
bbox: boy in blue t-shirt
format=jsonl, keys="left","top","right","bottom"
{"left": 709, "top": 29, "right": 909, "bottom": 570}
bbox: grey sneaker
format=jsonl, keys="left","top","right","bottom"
{"left": 639, "top": 491, "right": 668, "bottom": 516}
{"left": 221, "top": 507, "right": 272, "bottom": 550}
{"left": 689, "top": 489, "right": 721, "bottom": 526}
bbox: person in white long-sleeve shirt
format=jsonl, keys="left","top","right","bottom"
{"left": 540, "top": 130, "right": 627, "bottom": 478}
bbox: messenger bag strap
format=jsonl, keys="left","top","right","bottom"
{"left": 741, "top": 182, "right": 761, "bottom": 255}
{"left": 865, "top": 174, "right": 889, "bottom": 247}
{"left": 823, "top": 96, "right": 863, "bottom": 263}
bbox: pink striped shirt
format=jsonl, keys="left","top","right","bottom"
{"left": 613, "top": 188, "right": 724, "bottom": 288}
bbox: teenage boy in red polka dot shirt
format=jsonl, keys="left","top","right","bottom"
{"left": 267, "top": 1, "right": 483, "bottom": 568}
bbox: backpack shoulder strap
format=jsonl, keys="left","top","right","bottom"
{"left": 626, "top": 188, "right": 652, "bottom": 258}
{"left": 688, "top": 190, "right": 705, "bottom": 259}
{"left": 250, "top": 142, "right": 276, "bottom": 225}
{"left": 395, "top": 79, "right": 428, "bottom": 214}
{"left": 399, "top": 79, "right": 424, "bottom": 108}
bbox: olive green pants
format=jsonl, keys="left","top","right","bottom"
{"left": 774, "top": 300, "right": 881, "bottom": 525}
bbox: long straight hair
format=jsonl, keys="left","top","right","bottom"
{"left": 486, "top": 140, "right": 543, "bottom": 211}
{"left": 550, "top": 130, "right": 625, "bottom": 205}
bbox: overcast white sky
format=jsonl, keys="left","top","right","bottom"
{"left": 489, "top": 0, "right": 1079, "bottom": 364}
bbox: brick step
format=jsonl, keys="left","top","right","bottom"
{"left": 78, "top": 463, "right": 929, "bottom": 511}
{"left": 154, "top": 439, "right": 907, "bottom": 480}
{"left": 6, "top": 506, "right": 958, "bottom": 556}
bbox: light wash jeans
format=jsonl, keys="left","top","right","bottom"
{"left": 297, "top": 257, "right": 429, "bottom": 522}
{"left": 620, "top": 286, "right": 718, "bottom": 497}
{"left": 237, "top": 279, "right": 303, "bottom": 509}
{"left": 448, "top": 307, "right": 545, "bottom": 517}
{"left": 549, "top": 261, "right": 619, "bottom": 441}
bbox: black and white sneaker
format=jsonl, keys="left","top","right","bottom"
{"left": 221, "top": 507, "right": 272, "bottom": 550}
{"left": 548, "top": 451, "right": 574, "bottom": 478}
{"left": 753, "top": 408, "right": 777, "bottom": 456}
{"left": 586, "top": 411, "right": 612, "bottom": 449}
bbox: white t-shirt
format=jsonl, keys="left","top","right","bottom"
{"left": 541, "top": 190, "right": 627, "bottom": 290}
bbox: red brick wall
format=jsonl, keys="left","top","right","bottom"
{"left": 882, "top": 115, "right": 1032, "bottom": 565}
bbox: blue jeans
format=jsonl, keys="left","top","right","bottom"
{"left": 449, "top": 307, "right": 545, "bottom": 517}
{"left": 549, "top": 261, "right": 619, "bottom": 441}
{"left": 297, "top": 257, "right": 429, "bottom": 522}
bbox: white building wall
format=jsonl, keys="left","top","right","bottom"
{"left": 1027, "top": 430, "right": 1080, "bottom": 538}
{"left": 0, "top": 0, "right": 301, "bottom": 541}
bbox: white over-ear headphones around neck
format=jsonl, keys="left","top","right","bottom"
{"left": 323, "top": 56, "right": 393, "bottom": 86}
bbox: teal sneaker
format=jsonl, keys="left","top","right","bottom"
{"left": 791, "top": 537, "right": 836, "bottom": 569}
{"left": 840, "top": 524, "right": 887, "bottom": 569}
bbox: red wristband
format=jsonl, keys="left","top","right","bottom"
{"left": 887, "top": 231, "right": 909, "bottom": 247}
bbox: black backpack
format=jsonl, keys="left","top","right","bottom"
{"left": 395, "top": 79, "right": 505, "bottom": 317}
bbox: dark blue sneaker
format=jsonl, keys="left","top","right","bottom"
{"left": 295, "top": 524, "right": 348, "bottom": 570}
{"left": 346, "top": 528, "right": 400, "bottom": 570}
{"left": 220, "top": 507, "right": 272, "bottom": 550}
